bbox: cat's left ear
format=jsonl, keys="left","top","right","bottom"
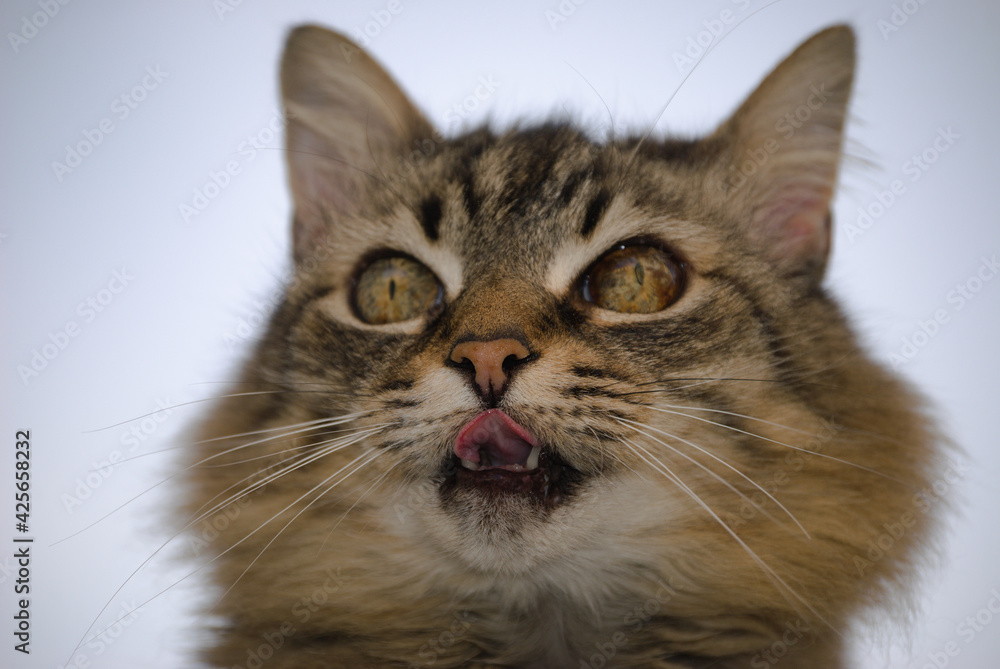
{"left": 711, "top": 25, "right": 855, "bottom": 279}
{"left": 281, "top": 25, "right": 433, "bottom": 262}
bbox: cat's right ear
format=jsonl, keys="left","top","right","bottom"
{"left": 709, "top": 25, "right": 855, "bottom": 281}
{"left": 281, "top": 25, "right": 433, "bottom": 263}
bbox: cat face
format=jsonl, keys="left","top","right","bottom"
{"left": 187, "top": 24, "right": 940, "bottom": 665}
{"left": 270, "top": 25, "right": 852, "bottom": 571}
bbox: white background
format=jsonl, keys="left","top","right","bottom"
{"left": 2, "top": 0, "right": 997, "bottom": 667}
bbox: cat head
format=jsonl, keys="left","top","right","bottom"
{"left": 195, "top": 24, "right": 937, "bottom": 656}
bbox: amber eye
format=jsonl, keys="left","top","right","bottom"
{"left": 353, "top": 256, "right": 442, "bottom": 324}
{"left": 581, "top": 244, "right": 683, "bottom": 313}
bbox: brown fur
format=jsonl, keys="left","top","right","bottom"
{"left": 182, "top": 25, "right": 944, "bottom": 668}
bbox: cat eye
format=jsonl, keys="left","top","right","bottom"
{"left": 581, "top": 244, "right": 684, "bottom": 313}
{"left": 352, "top": 255, "right": 443, "bottom": 324}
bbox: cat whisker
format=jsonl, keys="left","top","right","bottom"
{"left": 51, "top": 420, "right": 383, "bottom": 547}
{"left": 191, "top": 378, "right": 371, "bottom": 394}
{"left": 187, "top": 425, "right": 387, "bottom": 521}
{"left": 191, "top": 415, "right": 378, "bottom": 468}
{"left": 618, "top": 437, "right": 843, "bottom": 640}
{"left": 649, "top": 402, "right": 817, "bottom": 436}
{"left": 197, "top": 410, "right": 375, "bottom": 443}
{"left": 586, "top": 425, "right": 631, "bottom": 477}
{"left": 624, "top": 0, "right": 784, "bottom": 167}
{"left": 584, "top": 426, "right": 647, "bottom": 513}
{"left": 106, "top": 412, "right": 377, "bottom": 466}
{"left": 62, "top": 559, "right": 215, "bottom": 668}
{"left": 186, "top": 428, "right": 387, "bottom": 556}
{"left": 562, "top": 60, "right": 617, "bottom": 142}
{"left": 623, "top": 376, "right": 824, "bottom": 395}
{"left": 646, "top": 404, "right": 910, "bottom": 485}
{"left": 81, "top": 390, "right": 358, "bottom": 433}
{"left": 64, "top": 428, "right": 388, "bottom": 664}
{"left": 614, "top": 417, "right": 808, "bottom": 538}
{"left": 79, "top": 394, "right": 254, "bottom": 433}
{"left": 198, "top": 423, "right": 395, "bottom": 468}
{"left": 211, "top": 448, "right": 385, "bottom": 606}
{"left": 317, "top": 458, "right": 403, "bottom": 555}
{"left": 50, "top": 478, "right": 174, "bottom": 548}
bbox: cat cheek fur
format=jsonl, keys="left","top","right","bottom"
{"left": 182, "top": 24, "right": 946, "bottom": 669}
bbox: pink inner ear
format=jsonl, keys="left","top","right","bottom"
{"left": 784, "top": 209, "right": 827, "bottom": 257}
{"left": 754, "top": 189, "right": 831, "bottom": 267}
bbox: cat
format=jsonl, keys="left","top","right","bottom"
{"left": 182, "top": 23, "right": 944, "bottom": 668}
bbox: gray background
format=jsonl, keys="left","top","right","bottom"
{"left": 2, "top": 0, "right": 997, "bottom": 667}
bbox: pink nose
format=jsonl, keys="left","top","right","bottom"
{"left": 449, "top": 338, "right": 530, "bottom": 396}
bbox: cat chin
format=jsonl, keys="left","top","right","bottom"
{"left": 391, "top": 474, "right": 657, "bottom": 580}
{"left": 428, "top": 492, "right": 580, "bottom": 575}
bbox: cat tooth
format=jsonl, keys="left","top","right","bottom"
{"left": 460, "top": 459, "right": 480, "bottom": 471}
{"left": 526, "top": 445, "right": 540, "bottom": 471}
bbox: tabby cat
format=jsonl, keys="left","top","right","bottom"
{"left": 183, "top": 24, "right": 942, "bottom": 668}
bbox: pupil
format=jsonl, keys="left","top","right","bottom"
{"left": 634, "top": 262, "right": 645, "bottom": 286}
{"left": 389, "top": 279, "right": 396, "bottom": 300}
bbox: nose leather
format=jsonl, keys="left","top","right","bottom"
{"left": 449, "top": 339, "right": 530, "bottom": 396}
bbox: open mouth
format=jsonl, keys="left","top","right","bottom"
{"left": 440, "top": 409, "right": 580, "bottom": 509}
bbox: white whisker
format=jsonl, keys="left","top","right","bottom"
{"left": 619, "top": 437, "right": 842, "bottom": 639}
{"left": 52, "top": 421, "right": 383, "bottom": 548}
{"left": 650, "top": 403, "right": 817, "bottom": 436}
{"left": 102, "top": 411, "right": 377, "bottom": 467}
{"left": 213, "top": 448, "right": 385, "bottom": 604}
{"left": 317, "top": 459, "right": 402, "bottom": 554}
{"left": 62, "top": 425, "right": 386, "bottom": 662}
{"left": 196, "top": 410, "right": 375, "bottom": 444}
{"left": 615, "top": 417, "right": 809, "bottom": 538}
{"left": 187, "top": 426, "right": 386, "bottom": 520}
{"left": 82, "top": 390, "right": 348, "bottom": 433}
{"left": 647, "top": 405, "right": 907, "bottom": 484}
{"left": 199, "top": 423, "right": 395, "bottom": 468}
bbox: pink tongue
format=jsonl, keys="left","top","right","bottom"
{"left": 454, "top": 409, "right": 536, "bottom": 469}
